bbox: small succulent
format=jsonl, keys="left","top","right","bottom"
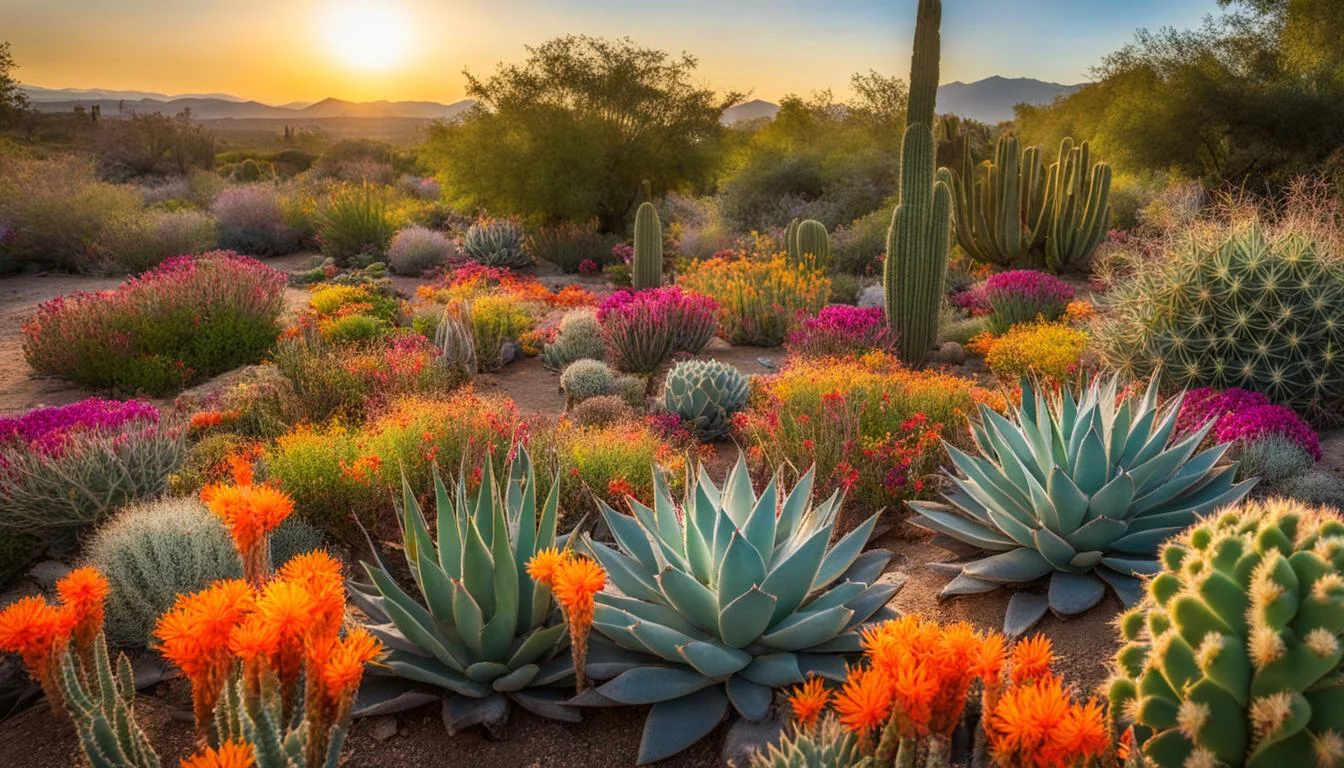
{"left": 1109, "top": 499, "right": 1344, "bottom": 767}
{"left": 662, "top": 359, "right": 749, "bottom": 440}
{"left": 560, "top": 359, "right": 616, "bottom": 404}
{"left": 749, "top": 717, "right": 868, "bottom": 768}
{"left": 577, "top": 455, "right": 899, "bottom": 764}
{"left": 350, "top": 449, "right": 577, "bottom": 734}
{"left": 463, "top": 217, "right": 531, "bottom": 269}
{"left": 909, "top": 375, "right": 1255, "bottom": 635}
{"left": 541, "top": 310, "right": 605, "bottom": 372}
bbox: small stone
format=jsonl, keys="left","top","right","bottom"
{"left": 370, "top": 715, "right": 398, "bottom": 742}
{"left": 932, "top": 341, "right": 966, "bottom": 365}
{"left": 26, "top": 561, "right": 70, "bottom": 590}
{"left": 497, "top": 342, "right": 519, "bottom": 366}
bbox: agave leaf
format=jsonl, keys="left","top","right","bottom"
{"left": 1128, "top": 424, "right": 1211, "bottom": 495}
{"left": 739, "top": 652, "right": 803, "bottom": 687}
{"left": 803, "top": 633, "right": 864, "bottom": 653}
{"left": 743, "top": 474, "right": 779, "bottom": 560}
{"left": 840, "top": 582, "right": 901, "bottom": 628}
{"left": 1046, "top": 467, "right": 1090, "bottom": 535}
{"left": 1128, "top": 445, "right": 1229, "bottom": 516}
{"left": 600, "top": 592, "right": 704, "bottom": 637}
{"left": 401, "top": 477, "right": 436, "bottom": 591}
{"left": 911, "top": 502, "right": 1016, "bottom": 550}
{"left": 759, "top": 526, "right": 831, "bottom": 624}
{"left": 1130, "top": 395, "right": 1198, "bottom": 469}
{"left": 506, "top": 624, "right": 568, "bottom": 669}
{"left": 796, "top": 652, "right": 848, "bottom": 681}
{"left": 717, "top": 532, "right": 767, "bottom": 608}
{"left": 650, "top": 468, "right": 685, "bottom": 554}
{"left": 1110, "top": 527, "right": 1192, "bottom": 555}
{"left": 1100, "top": 555, "right": 1162, "bottom": 577}
{"left": 511, "top": 688, "right": 582, "bottom": 723}
{"left": 451, "top": 579, "right": 486, "bottom": 659}
{"left": 1072, "top": 429, "right": 1109, "bottom": 496}
{"left": 1117, "top": 403, "right": 1159, "bottom": 468}
{"left": 351, "top": 678, "right": 441, "bottom": 718}
{"left": 841, "top": 549, "right": 893, "bottom": 585}
{"left": 726, "top": 676, "right": 773, "bottom": 721}
{"left": 1048, "top": 571, "right": 1107, "bottom": 616}
{"left": 1096, "top": 568, "right": 1144, "bottom": 608}
{"left": 963, "top": 548, "right": 1054, "bottom": 584}
{"left": 474, "top": 460, "right": 498, "bottom": 546}
{"left": 939, "top": 482, "right": 997, "bottom": 528}
{"left": 812, "top": 514, "right": 878, "bottom": 591}
{"left": 602, "top": 501, "right": 660, "bottom": 574}
{"left": 1004, "top": 591, "right": 1050, "bottom": 637}
{"left": 460, "top": 516, "right": 496, "bottom": 617}
{"left": 710, "top": 508, "right": 739, "bottom": 580}
{"left": 587, "top": 539, "right": 664, "bottom": 603}
{"left": 759, "top": 605, "right": 854, "bottom": 651}
{"left": 722, "top": 453, "right": 756, "bottom": 527}
{"left": 630, "top": 620, "right": 702, "bottom": 664}
{"left": 683, "top": 502, "right": 714, "bottom": 585}
{"left": 484, "top": 489, "right": 520, "bottom": 655}
{"left": 380, "top": 652, "right": 491, "bottom": 697}
{"left": 1108, "top": 397, "right": 1132, "bottom": 465}
{"left": 1086, "top": 471, "right": 1136, "bottom": 523}
{"left": 1155, "top": 475, "right": 1256, "bottom": 521}
{"left": 940, "top": 573, "right": 1001, "bottom": 598}
{"left": 442, "top": 692, "right": 508, "bottom": 736}
{"left": 797, "top": 581, "right": 866, "bottom": 613}
{"left": 719, "top": 586, "right": 777, "bottom": 648}
{"left": 465, "top": 661, "right": 511, "bottom": 682}
{"left": 1033, "top": 526, "right": 1078, "bottom": 571}
{"left": 364, "top": 565, "right": 467, "bottom": 672}
{"left": 677, "top": 641, "right": 753, "bottom": 679}
{"left": 1065, "top": 516, "right": 1128, "bottom": 552}
{"left": 628, "top": 498, "right": 679, "bottom": 572}
{"left": 636, "top": 685, "right": 729, "bottom": 765}
{"left": 594, "top": 667, "right": 716, "bottom": 705}
{"left": 982, "top": 408, "right": 1047, "bottom": 486}
{"left": 656, "top": 568, "right": 720, "bottom": 634}
{"left": 945, "top": 444, "right": 1034, "bottom": 519}
{"left": 776, "top": 466, "right": 817, "bottom": 545}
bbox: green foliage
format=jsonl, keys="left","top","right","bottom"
{"left": 662, "top": 359, "right": 749, "bottom": 440}
{"left": 314, "top": 183, "right": 397, "bottom": 267}
{"left": 1096, "top": 221, "right": 1344, "bottom": 423}
{"left": 0, "top": 155, "right": 142, "bottom": 272}
{"left": 59, "top": 636, "right": 160, "bottom": 768}
{"left": 560, "top": 359, "right": 617, "bottom": 404}
{"left": 749, "top": 717, "right": 868, "bottom": 768}
{"left": 351, "top": 450, "right": 577, "bottom": 731}
{"left": 937, "top": 313, "right": 990, "bottom": 346}
{"left": 568, "top": 395, "right": 635, "bottom": 428}
{"left": 1275, "top": 470, "right": 1344, "bottom": 508}
{"left": 1109, "top": 499, "right": 1344, "bottom": 767}
{"left": 462, "top": 217, "right": 530, "bottom": 268}
{"left": 1235, "top": 435, "right": 1314, "bottom": 484}
{"left": 423, "top": 36, "right": 737, "bottom": 230}
{"left": 884, "top": 0, "right": 952, "bottom": 367}
{"left": 103, "top": 209, "right": 218, "bottom": 274}
{"left": 94, "top": 111, "right": 215, "bottom": 180}
{"left": 541, "top": 310, "right": 605, "bottom": 372}
{"left": 910, "top": 376, "right": 1255, "bottom": 635}
{"left": 632, "top": 202, "right": 663, "bottom": 290}
{"left": 581, "top": 455, "right": 898, "bottom": 764}
{"left": 433, "top": 306, "right": 478, "bottom": 382}
{"left": 792, "top": 219, "right": 831, "bottom": 270}
{"left": 387, "top": 225, "right": 456, "bottom": 275}
{"left": 527, "top": 220, "right": 620, "bottom": 273}
{"left": 0, "top": 41, "right": 31, "bottom": 129}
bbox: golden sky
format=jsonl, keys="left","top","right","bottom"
{"left": 5, "top": 0, "right": 1221, "bottom": 105}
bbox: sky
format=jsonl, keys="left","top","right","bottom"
{"left": 3, "top": 0, "right": 1224, "bottom": 105}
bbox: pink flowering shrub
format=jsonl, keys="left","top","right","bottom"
{"left": 0, "top": 398, "right": 185, "bottom": 546}
{"left": 949, "top": 286, "right": 990, "bottom": 317}
{"left": 1176, "top": 387, "right": 1321, "bottom": 460}
{"left": 23, "top": 252, "right": 287, "bottom": 396}
{"left": 984, "top": 269, "right": 1074, "bottom": 332}
{"left": 785, "top": 305, "right": 898, "bottom": 358}
{"left": 598, "top": 286, "right": 718, "bottom": 373}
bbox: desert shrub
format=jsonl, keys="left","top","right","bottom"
{"left": 307, "top": 283, "right": 400, "bottom": 322}
{"left": 527, "top": 220, "right": 621, "bottom": 273}
{"left": 1235, "top": 434, "right": 1315, "bottom": 484}
{"left": 736, "top": 352, "right": 1003, "bottom": 515}
{"left": 678, "top": 254, "right": 829, "bottom": 346}
{"left": 597, "top": 286, "right": 719, "bottom": 373}
{"left": 785, "top": 305, "right": 897, "bottom": 358}
{"left": 463, "top": 217, "right": 530, "bottom": 268}
{"left": 0, "top": 398, "right": 186, "bottom": 547}
{"left": 210, "top": 184, "right": 301, "bottom": 256}
{"left": 468, "top": 293, "right": 536, "bottom": 371}
{"left": 264, "top": 424, "right": 383, "bottom": 536}
{"left": 983, "top": 269, "right": 1074, "bottom": 333}
{"left": 560, "top": 359, "right": 616, "bottom": 403}
{"left": 23, "top": 252, "right": 286, "bottom": 395}
{"left": 1276, "top": 470, "right": 1344, "bottom": 508}
{"left": 1174, "top": 386, "right": 1322, "bottom": 459}
{"left": 541, "top": 309, "right": 605, "bottom": 371}
{"left": 0, "top": 155, "right": 142, "bottom": 271}
{"left": 568, "top": 395, "right": 635, "bottom": 427}
{"left": 831, "top": 205, "right": 891, "bottom": 275}
{"left": 387, "top": 225, "right": 456, "bottom": 275}
{"left": 829, "top": 273, "right": 860, "bottom": 304}
{"left": 938, "top": 313, "right": 990, "bottom": 346}
{"left": 416, "top": 262, "right": 596, "bottom": 310}
{"left": 314, "top": 183, "right": 397, "bottom": 266}
{"left": 104, "top": 209, "right": 218, "bottom": 273}
{"left": 1098, "top": 219, "right": 1344, "bottom": 422}
{"left": 312, "top": 138, "right": 405, "bottom": 181}
{"left": 537, "top": 418, "right": 686, "bottom": 526}
{"left": 975, "top": 321, "right": 1091, "bottom": 382}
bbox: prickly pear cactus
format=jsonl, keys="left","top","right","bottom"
{"left": 1108, "top": 498, "right": 1344, "bottom": 768}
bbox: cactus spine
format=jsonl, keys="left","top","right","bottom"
{"left": 632, "top": 201, "right": 663, "bottom": 290}
{"left": 885, "top": 0, "right": 952, "bottom": 367}
{"left": 1043, "top": 137, "right": 1112, "bottom": 272}
{"left": 793, "top": 219, "right": 831, "bottom": 269}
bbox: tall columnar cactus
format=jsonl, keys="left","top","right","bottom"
{"left": 1042, "top": 137, "right": 1112, "bottom": 272}
{"left": 632, "top": 201, "right": 663, "bottom": 290}
{"left": 885, "top": 0, "right": 952, "bottom": 367}
{"left": 1109, "top": 499, "right": 1344, "bottom": 767}
{"left": 948, "top": 134, "right": 1048, "bottom": 267}
{"left": 793, "top": 219, "right": 831, "bottom": 270}
{"left": 785, "top": 218, "right": 801, "bottom": 263}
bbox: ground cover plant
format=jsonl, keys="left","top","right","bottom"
{"left": 678, "top": 253, "right": 829, "bottom": 346}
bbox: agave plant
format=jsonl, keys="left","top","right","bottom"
{"left": 662, "top": 359, "right": 750, "bottom": 440}
{"left": 577, "top": 455, "right": 899, "bottom": 764}
{"left": 908, "top": 375, "right": 1255, "bottom": 636}
{"left": 350, "top": 449, "right": 578, "bottom": 734}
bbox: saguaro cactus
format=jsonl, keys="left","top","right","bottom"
{"left": 949, "top": 134, "right": 1048, "bottom": 266}
{"left": 793, "top": 219, "right": 831, "bottom": 269}
{"left": 885, "top": 0, "right": 951, "bottom": 367}
{"left": 632, "top": 201, "right": 663, "bottom": 290}
{"left": 1042, "top": 137, "right": 1112, "bottom": 272}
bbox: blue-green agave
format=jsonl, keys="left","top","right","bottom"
{"left": 577, "top": 455, "right": 899, "bottom": 764}
{"left": 350, "top": 449, "right": 578, "bottom": 733}
{"left": 909, "top": 375, "right": 1255, "bottom": 636}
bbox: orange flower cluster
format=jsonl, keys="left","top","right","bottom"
{"left": 0, "top": 567, "right": 109, "bottom": 716}
{"left": 988, "top": 673, "right": 1108, "bottom": 768}
{"left": 189, "top": 409, "right": 241, "bottom": 432}
{"left": 200, "top": 479, "right": 294, "bottom": 584}
{"left": 180, "top": 741, "right": 256, "bottom": 768}
{"left": 526, "top": 548, "right": 606, "bottom": 692}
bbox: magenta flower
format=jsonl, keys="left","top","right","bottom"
{"left": 984, "top": 269, "right": 1074, "bottom": 331}
{"left": 1176, "top": 386, "right": 1321, "bottom": 460}
{"left": 785, "top": 305, "right": 898, "bottom": 358}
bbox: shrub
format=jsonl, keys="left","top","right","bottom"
{"left": 264, "top": 424, "right": 383, "bottom": 537}
{"left": 568, "top": 395, "right": 634, "bottom": 427}
{"left": 829, "top": 273, "right": 860, "bottom": 304}
{"left": 540, "top": 309, "right": 605, "bottom": 371}
{"left": 527, "top": 220, "right": 620, "bottom": 273}
{"left": 1098, "top": 220, "right": 1344, "bottom": 422}
{"left": 387, "top": 225, "right": 456, "bottom": 275}
{"left": 210, "top": 184, "right": 301, "bottom": 256}
{"left": 462, "top": 217, "right": 530, "bottom": 268}
{"left": 538, "top": 418, "right": 686, "bottom": 526}
{"left": 1276, "top": 470, "right": 1344, "bottom": 507}
{"left": 469, "top": 293, "right": 536, "bottom": 371}
{"left": 831, "top": 205, "right": 891, "bottom": 275}
{"left": 1235, "top": 434, "right": 1315, "bottom": 484}
{"left": 84, "top": 497, "right": 321, "bottom": 647}
{"left": 983, "top": 269, "right": 1073, "bottom": 333}
{"left": 976, "top": 321, "right": 1091, "bottom": 382}
{"left": 307, "top": 283, "right": 400, "bottom": 322}
{"left": 937, "top": 313, "right": 990, "bottom": 346}
{"left": 678, "top": 253, "right": 829, "bottom": 345}
{"left": 0, "top": 156, "right": 142, "bottom": 272}
{"left": 597, "top": 286, "right": 718, "bottom": 373}
{"left": 23, "top": 252, "right": 287, "bottom": 395}
{"left": 560, "top": 359, "right": 617, "bottom": 403}
{"left": 662, "top": 359, "right": 749, "bottom": 439}
{"left": 1174, "top": 386, "right": 1322, "bottom": 460}
{"left": 0, "top": 398, "right": 186, "bottom": 547}
{"left": 314, "top": 183, "right": 397, "bottom": 266}
{"left": 736, "top": 352, "right": 1002, "bottom": 515}
{"left": 784, "top": 304, "right": 898, "bottom": 358}
{"left": 104, "top": 209, "right": 218, "bottom": 273}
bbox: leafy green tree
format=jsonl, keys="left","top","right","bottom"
{"left": 423, "top": 36, "right": 740, "bottom": 231}
{"left": 0, "top": 42, "right": 31, "bottom": 129}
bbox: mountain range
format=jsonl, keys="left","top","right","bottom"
{"left": 21, "top": 75, "right": 1078, "bottom": 124}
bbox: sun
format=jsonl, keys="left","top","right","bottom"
{"left": 323, "top": 3, "right": 410, "bottom": 72}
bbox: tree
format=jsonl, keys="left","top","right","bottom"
{"left": 0, "top": 41, "right": 31, "bottom": 129}
{"left": 423, "top": 36, "right": 741, "bottom": 231}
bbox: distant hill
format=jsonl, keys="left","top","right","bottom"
{"left": 935, "top": 76, "right": 1081, "bottom": 123}
{"left": 722, "top": 99, "right": 780, "bottom": 125}
{"left": 21, "top": 85, "right": 475, "bottom": 121}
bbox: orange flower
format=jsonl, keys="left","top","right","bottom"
{"left": 525, "top": 547, "right": 566, "bottom": 589}
{"left": 56, "top": 566, "right": 110, "bottom": 653}
{"left": 154, "top": 579, "right": 254, "bottom": 735}
{"left": 204, "top": 483, "right": 295, "bottom": 583}
{"left": 320, "top": 628, "right": 383, "bottom": 704}
{"left": 180, "top": 741, "right": 256, "bottom": 768}
{"left": 788, "top": 677, "right": 831, "bottom": 729}
{"left": 552, "top": 556, "right": 605, "bottom": 627}
{"left": 225, "top": 449, "right": 256, "bottom": 487}
{"left": 987, "top": 674, "right": 1106, "bottom": 768}
{"left": 0, "top": 595, "right": 74, "bottom": 713}
{"left": 971, "top": 632, "right": 1008, "bottom": 685}
{"left": 278, "top": 551, "right": 345, "bottom": 652}
{"left": 1010, "top": 635, "right": 1055, "bottom": 685}
{"left": 833, "top": 665, "right": 894, "bottom": 737}
{"left": 890, "top": 661, "right": 939, "bottom": 738}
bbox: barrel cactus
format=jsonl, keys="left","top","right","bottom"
{"left": 749, "top": 716, "right": 868, "bottom": 768}
{"left": 909, "top": 375, "right": 1256, "bottom": 635}
{"left": 793, "top": 220, "right": 831, "bottom": 270}
{"left": 662, "top": 359, "right": 749, "bottom": 440}
{"left": 632, "top": 202, "right": 663, "bottom": 290}
{"left": 1108, "top": 499, "right": 1344, "bottom": 767}
{"left": 350, "top": 449, "right": 578, "bottom": 733}
{"left": 578, "top": 455, "right": 899, "bottom": 764}
{"left": 1096, "top": 220, "right": 1344, "bottom": 423}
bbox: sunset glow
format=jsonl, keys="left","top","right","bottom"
{"left": 322, "top": 3, "right": 411, "bottom": 72}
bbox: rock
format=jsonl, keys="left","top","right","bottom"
{"left": 370, "top": 715, "right": 399, "bottom": 742}
{"left": 497, "top": 342, "right": 519, "bottom": 367}
{"left": 931, "top": 341, "right": 966, "bottom": 365}
{"left": 721, "top": 712, "right": 786, "bottom": 768}
{"left": 857, "top": 284, "right": 884, "bottom": 308}
{"left": 875, "top": 570, "right": 909, "bottom": 596}
{"left": 26, "top": 560, "right": 70, "bottom": 590}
